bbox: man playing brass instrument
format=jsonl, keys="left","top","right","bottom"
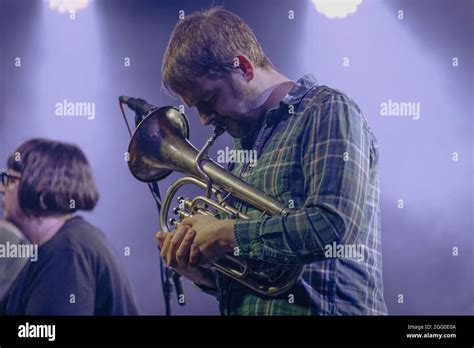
{"left": 157, "top": 7, "right": 387, "bottom": 315}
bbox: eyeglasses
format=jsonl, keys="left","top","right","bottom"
{"left": 0, "top": 170, "right": 21, "bottom": 187}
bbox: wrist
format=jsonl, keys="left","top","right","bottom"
{"left": 219, "top": 219, "right": 237, "bottom": 253}
{"left": 193, "top": 268, "right": 217, "bottom": 289}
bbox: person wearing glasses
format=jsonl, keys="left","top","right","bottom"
{"left": 1, "top": 138, "right": 138, "bottom": 315}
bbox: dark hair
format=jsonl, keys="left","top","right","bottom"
{"left": 162, "top": 6, "right": 274, "bottom": 98}
{"left": 7, "top": 138, "right": 99, "bottom": 217}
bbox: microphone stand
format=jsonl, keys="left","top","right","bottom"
{"left": 151, "top": 180, "right": 185, "bottom": 316}
{"left": 131, "top": 108, "right": 185, "bottom": 316}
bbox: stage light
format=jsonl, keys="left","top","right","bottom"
{"left": 311, "top": 0, "right": 362, "bottom": 19}
{"left": 48, "top": 0, "right": 91, "bottom": 14}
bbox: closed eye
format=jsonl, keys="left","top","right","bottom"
{"left": 204, "top": 94, "right": 216, "bottom": 106}
{"left": 197, "top": 94, "right": 217, "bottom": 113}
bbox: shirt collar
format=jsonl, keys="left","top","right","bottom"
{"left": 266, "top": 74, "right": 319, "bottom": 125}
{"left": 281, "top": 74, "right": 319, "bottom": 106}
{"left": 233, "top": 74, "right": 319, "bottom": 151}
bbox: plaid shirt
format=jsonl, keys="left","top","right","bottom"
{"left": 198, "top": 75, "right": 387, "bottom": 315}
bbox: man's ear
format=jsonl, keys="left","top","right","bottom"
{"left": 234, "top": 54, "right": 254, "bottom": 81}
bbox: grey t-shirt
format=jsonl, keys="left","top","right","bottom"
{"left": 0, "top": 220, "right": 29, "bottom": 308}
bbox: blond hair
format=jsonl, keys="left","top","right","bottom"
{"left": 162, "top": 7, "right": 274, "bottom": 97}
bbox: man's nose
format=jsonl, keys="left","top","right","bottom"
{"left": 198, "top": 111, "right": 215, "bottom": 126}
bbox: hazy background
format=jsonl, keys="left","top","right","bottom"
{"left": 0, "top": 0, "right": 472, "bottom": 315}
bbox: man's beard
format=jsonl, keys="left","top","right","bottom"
{"left": 225, "top": 80, "right": 262, "bottom": 138}
{"left": 225, "top": 122, "right": 248, "bottom": 138}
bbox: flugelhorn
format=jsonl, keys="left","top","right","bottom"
{"left": 128, "top": 106, "right": 302, "bottom": 296}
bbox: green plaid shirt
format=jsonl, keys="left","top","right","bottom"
{"left": 199, "top": 75, "right": 387, "bottom": 315}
